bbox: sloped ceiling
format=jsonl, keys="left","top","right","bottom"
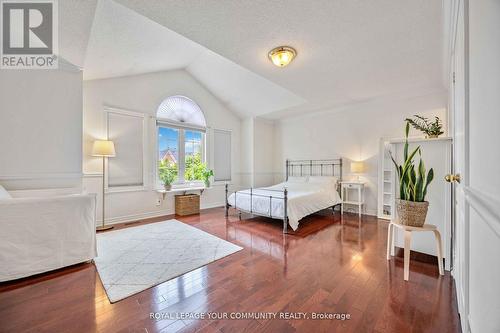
{"left": 115, "top": 0, "right": 445, "bottom": 118}
{"left": 82, "top": 0, "right": 305, "bottom": 118}
{"left": 58, "top": 0, "right": 98, "bottom": 68}
{"left": 60, "top": 0, "right": 444, "bottom": 119}
{"left": 83, "top": 0, "right": 200, "bottom": 80}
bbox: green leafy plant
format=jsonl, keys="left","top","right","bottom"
{"left": 390, "top": 122, "right": 434, "bottom": 202}
{"left": 159, "top": 153, "right": 213, "bottom": 186}
{"left": 185, "top": 153, "right": 205, "bottom": 181}
{"left": 405, "top": 115, "right": 444, "bottom": 137}
{"left": 158, "top": 160, "right": 177, "bottom": 186}
{"left": 183, "top": 153, "right": 213, "bottom": 186}
{"left": 202, "top": 168, "right": 214, "bottom": 187}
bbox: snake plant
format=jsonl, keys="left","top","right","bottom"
{"left": 390, "top": 122, "right": 434, "bottom": 202}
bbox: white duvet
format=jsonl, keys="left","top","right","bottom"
{"left": 227, "top": 181, "right": 341, "bottom": 231}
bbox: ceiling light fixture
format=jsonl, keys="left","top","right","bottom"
{"left": 268, "top": 46, "right": 297, "bottom": 67}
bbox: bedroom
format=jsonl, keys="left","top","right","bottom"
{"left": 0, "top": 0, "right": 499, "bottom": 332}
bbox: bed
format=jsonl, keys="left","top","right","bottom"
{"left": 225, "top": 159, "right": 343, "bottom": 233}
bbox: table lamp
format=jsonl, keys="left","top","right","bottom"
{"left": 92, "top": 140, "right": 116, "bottom": 231}
{"left": 350, "top": 161, "right": 365, "bottom": 182}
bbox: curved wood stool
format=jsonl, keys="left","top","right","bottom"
{"left": 386, "top": 220, "right": 444, "bottom": 281}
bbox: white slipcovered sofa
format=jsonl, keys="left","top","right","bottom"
{"left": 0, "top": 186, "right": 97, "bottom": 282}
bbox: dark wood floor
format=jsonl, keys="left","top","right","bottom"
{"left": 0, "top": 208, "right": 461, "bottom": 333}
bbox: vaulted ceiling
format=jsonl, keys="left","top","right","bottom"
{"left": 60, "top": 0, "right": 444, "bottom": 119}
{"left": 82, "top": 0, "right": 305, "bottom": 118}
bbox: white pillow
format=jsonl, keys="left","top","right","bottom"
{"left": 308, "top": 176, "right": 338, "bottom": 185}
{"left": 287, "top": 176, "right": 308, "bottom": 183}
{"left": 0, "top": 185, "right": 12, "bottom": 199}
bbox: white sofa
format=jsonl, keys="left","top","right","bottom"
{"left": 0, "top": 188, "right": 97, "bottom": 282}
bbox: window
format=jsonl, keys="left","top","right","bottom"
{"left": 157, "top": 127, "right": 179, "bottom": 182}
{"left": 156, "top": 96, "right": 207, "bottom": 186}
{"left": 184, "top": 130, "right": 203, "bottom": 181}
{"left": 106, "top": 108, "right": 146, "bottom": 190}
{"left": 157, "top": 95, "right": 206, "bottom": 128}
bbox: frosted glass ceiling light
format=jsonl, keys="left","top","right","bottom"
{"left": 268, "top": 46, "right": 297, "bottom": 67}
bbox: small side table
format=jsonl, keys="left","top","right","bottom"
{"left": 340, "top": 181, "right": 365, "bottom": 216}
{"left": 387, "top": 220, "right": 444, "bottom": 281}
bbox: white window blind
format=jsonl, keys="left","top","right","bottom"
{"left": 157, "top": 96, "right": 207, "bottom": 128}
{"left": 107, "top": 110, "right": 145, "bottom": 187}
{"left": 213, "top": 129, "right": 231, "bottom": 181}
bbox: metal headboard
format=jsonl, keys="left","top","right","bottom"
{"left": 285, "top": 158, "right": 343, "bottom": 181}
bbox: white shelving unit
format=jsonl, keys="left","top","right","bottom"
{"left": 378, "top": 136, "right": 453, "bottom": 221}
{"left": 377, "top": 138, "right": 395, "bottom": 220}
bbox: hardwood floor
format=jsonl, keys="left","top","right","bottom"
{"left": 0, "top": 208, "right": 461, "bottom": 333}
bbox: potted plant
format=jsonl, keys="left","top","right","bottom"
{"left": 159, "top": 160, "right": 176, "bottom": 191}
{"left": 390, "top": 122, "right": 434, "bottom": 227}
{"left": 202, "top": 168, "right": 214, "bottom": 188}
{"left": 405, "top": 115, "right": 444, "bottom": 138}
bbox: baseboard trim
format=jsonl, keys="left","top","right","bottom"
{"left": 100, "top": 211, "right": 169, "bottom": 226}
{"left": 97, "top": 202, "right": 225, "bottom": 225}
{"left": 394, "top": 246, "right": 441, "bottom": 265}
{"left": 98, "top": 202, "right": 376, "bottom": 226}
{"left": 343, "top": 207, "right": 377, "bottom": 216}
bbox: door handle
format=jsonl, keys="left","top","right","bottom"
{"left": 445, "top": 174, "right": 461, "bottom": 183}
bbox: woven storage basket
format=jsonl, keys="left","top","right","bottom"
{"left": 175, "top": 194, "right": 200, "bottom": 216}
{"left": 395, "top": 199, "right": 429, "bottom": 227}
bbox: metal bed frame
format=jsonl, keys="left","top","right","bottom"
{"left": 225, "top": 158, "right": 343, "bottom": 233}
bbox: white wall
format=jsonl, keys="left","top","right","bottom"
{"left": 239, "top": 117, "right": 276, "bottom": 188}
{"left": 83, "top": 69, "right": 241, "bottom": 223}
{"left": 274, "top": 92, "right": 447, "bottom": 215}
{"left": 253, "top": 118, "right": 275, "bottom": 187}
{"left": 240, "top": 117, "right": 254, "bottom": 187}
{"left": 0, "top": 69, "right": 83, "bottom": 190}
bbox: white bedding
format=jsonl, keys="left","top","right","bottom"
{"left": 227, "top": 180, "right": 341, "bottom": 231}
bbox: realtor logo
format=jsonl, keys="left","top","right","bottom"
{"left": 1, "top": 0, "right": 58, "bottom": 69}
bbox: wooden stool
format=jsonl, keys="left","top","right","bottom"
{"left": 386, "top": 220, "right": 444, "bottom": 281}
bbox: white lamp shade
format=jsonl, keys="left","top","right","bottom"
{"left": 350, "top": 161, "right": 365, "bottom": 173}
{"left": 92, "top": 140, "right": 116, "bottom": 157}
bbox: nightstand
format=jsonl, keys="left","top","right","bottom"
{"left": 340, "top": 181, "right": 365, "bottom": 216}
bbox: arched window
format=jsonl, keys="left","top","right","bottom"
{"left": 157, "top": 95, "right": 206, "bottom": 129}
{"left": 156, "top": 96, "right": 207, "bottom": 186}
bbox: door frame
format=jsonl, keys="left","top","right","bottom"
{"left": 446, "top": 0, "right": 470, "bottom": 332}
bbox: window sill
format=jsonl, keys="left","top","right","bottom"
{"left": 157, "top": 185, "right": 211, "bottom": 198}
{"left": 157, "top": 186, "right": 208, "bottom": 193}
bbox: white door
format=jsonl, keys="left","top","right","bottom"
{"left": 450, "top": 1, "right": 500, "bottom": 332}
{"left": 449, "top": 2, "right": 469, "bottom": 331}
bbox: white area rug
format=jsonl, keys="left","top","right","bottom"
{"left": 94, "top": 219, "right": 243, "bottom": 303}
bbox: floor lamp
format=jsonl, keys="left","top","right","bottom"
{"left": 92, "top": 140, "right": 116, "bottom": 231}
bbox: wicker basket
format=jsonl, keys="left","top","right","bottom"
{"left": 175, "top": 194, "right": 200, "bottom": 216}
{"left": 395, "top": 199, "right": 429, "bottom": 227}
